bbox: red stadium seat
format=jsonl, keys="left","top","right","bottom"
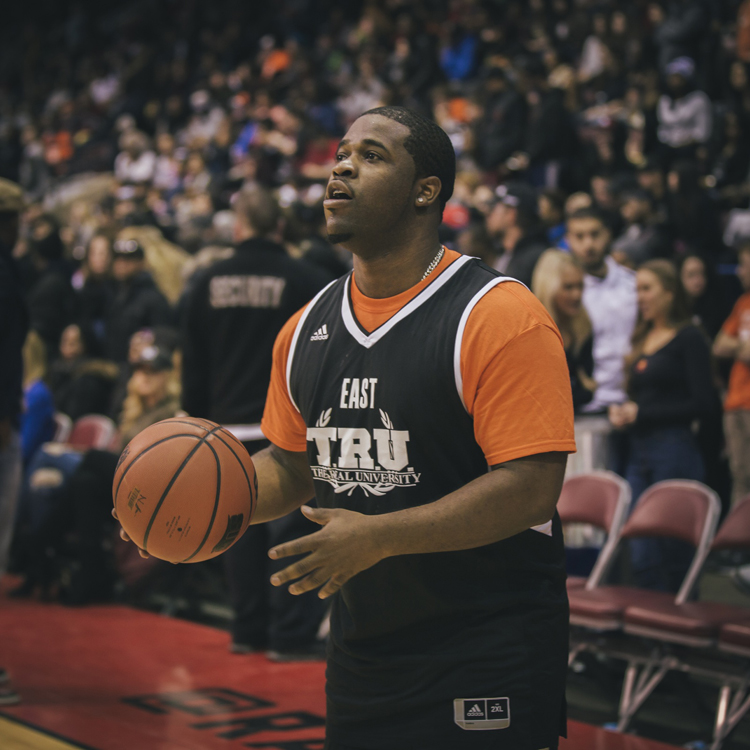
{"left": 67, "top": 414, "right": 118, "bottom": 451}
{"left": 569, "top": 480, "right": 721, "bottom": 633}
{"left": 558, "top": 471, "right": 631, "bottom": 591}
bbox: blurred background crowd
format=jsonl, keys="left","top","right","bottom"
{"left": 2, "top": 0, "right": 750, "bottom": 622}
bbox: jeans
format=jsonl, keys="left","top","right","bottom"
{"left": 626, "top": 426, "right": 704, "bottom": 592}
{"left": 0, "top": 432, "right": 22, "bottom": 577}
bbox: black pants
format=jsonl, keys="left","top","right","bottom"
{"left": 222, "top": 439, "right": 328, "bottom": 650}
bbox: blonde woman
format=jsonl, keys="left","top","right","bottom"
{"left": 532, "top": 250, "right": 597, "bottom": 411}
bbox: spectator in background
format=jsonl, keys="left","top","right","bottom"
{"left": 19, "top": 331, "right": 55, "bottom": 469}
{"left": 48, "top": 324, "right": 118, "bottom": 421}
{"left": 114, "top": 130, "right": 156, "bottom": 185}
{"left": 611, "top": 188, "right": 670, "bottom": 268}
{"left": 487, "top": 183, "right": 547, "bottom": 287}
{"left": 656, "top": 57, "right": 712, "bottom": 165}
{"left": 104, "top": 239, "right": 173, "bottom": 363}
{"left": 666, "top": 159, "right": 721, "bottom": 258}
{"left": 714, "top": 245, "right": 750, "bottom": 507}
{"left": 567, "top": 207, "right": 638, "bottom": 414}
{"left": 25, "top": 216, "right": 77, "bottom": 361}
{"left": 180, "top": 186, "right": 331, "bottom": 660}
{"left": 611, "top": 259, "right": 715, "bottom": 590}
{"left": 471, "top": 67, "right": 526, "bottom": 173}
{"left": 681, "top": 254, "right": 732, "bottom": 340}
{"left": 539, "top": 188, "right": 567, "bottom": 247}
{"left": 651, "top": 3, "right": 706, "bottom": 76}
{"left": 532, "top": 250, "right": 596, "bottom": 411}
{"left": 71, "top": 233, "right": 114, "bottom": 347}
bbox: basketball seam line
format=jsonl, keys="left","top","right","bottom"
{"left": 206, "top": 430, "right": 257, "bottom": 521}
{"left": 114, "top": 433, "right": 203, "bottom": 512}
{"left": 180, "top": 438, "right": 222, "bottom": 562}
{"left": 142, "top": 425, "right": 223, "bottom": 552}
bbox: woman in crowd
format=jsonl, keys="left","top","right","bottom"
{"left": 47, "top": 323, "right": 119, "bottom": 421}
{"left": 71, "top": 233, "right": 114, "bottom": 347}
{"left": 609, "top": 259, "right": 717, "bottom": 591}
{"left": 532, "top": 250, "right": 596, "bottom": 411}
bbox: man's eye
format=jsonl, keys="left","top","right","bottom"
{"left": 365, "top": 152, "right": 381, "bottom": 161}
{"left": 335, "top": 153, "right": 347, "bottom": 161}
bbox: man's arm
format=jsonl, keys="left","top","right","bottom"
{"left": 713, "top": 331, "right": 750, "bottom": 362}
{"left": 268, "top": 451, "right": 567, "bottom": 599}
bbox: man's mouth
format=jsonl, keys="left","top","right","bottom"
{"left": 325, "top": 181, "right": 353, "bottom": 204}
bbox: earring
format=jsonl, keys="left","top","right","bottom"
{"left": 417, "top": 196, "right": 425, "bottom": 204}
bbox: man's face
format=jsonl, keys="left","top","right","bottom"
{"left": 324, "top": 115, "right": 419, "bottom": 249}
{"left": 486, "top": 202, "right": 516, "bottom": 237}
{"left": 566, "top": 217, "right": 610, "bottom": 272}
{"left": 113, "top": 256, "right": 142, "bottom": 281}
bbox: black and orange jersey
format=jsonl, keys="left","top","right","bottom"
{"left": 261, "top": 249, "right": 575, "bottom": 749}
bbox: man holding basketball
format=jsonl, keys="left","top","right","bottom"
{"left": 121, "top": 107, "right": 574, "bottom": 749}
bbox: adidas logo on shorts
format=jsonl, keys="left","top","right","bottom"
{"left": 466, "top": 704, "right": 484, "bottom": 717}
{"left": 310, "top": 324, "right": 329, "bottom": 341}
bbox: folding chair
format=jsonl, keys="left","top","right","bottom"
{"left": 568, "top": 480, "right": 720, "bottom": 635}
{"left": 557, "top": 471, "right": 631, "bottom": 591}
{"left": 67, "top": 414, "right": 118, "bottom": 451}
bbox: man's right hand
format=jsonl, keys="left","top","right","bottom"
{"left": 111, "top": 508, "right": 149, "bottom": 558}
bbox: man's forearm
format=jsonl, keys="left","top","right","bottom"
{"left": 250, "top": 445, "right": 315, "bottom": 524}
{"left": 372, "top": 452, "right": 567, "bottom": 558}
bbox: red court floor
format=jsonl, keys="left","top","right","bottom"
{"left": 0, "top": 592, "right": 681, "bottom": 750}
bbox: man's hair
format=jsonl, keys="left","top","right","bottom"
{"left": 566, "top": 206, "right": 610, "bottom": 231}
{"left": 362, "top": 106, "right": 456, "bottom": 212}
{"left": 234, "top": 186, "right": 280, "bottom": 236}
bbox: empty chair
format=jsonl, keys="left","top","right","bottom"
{"left": 557, "top": 471, "right": 631, "bottom": 590}
{"left": 568, "top": 480, "right": 721, "bottom": 633}
{"left": 67, "top": 415, "right": 118, "bottom": 451}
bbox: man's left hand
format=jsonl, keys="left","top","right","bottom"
{"left": 269, "top": 506, "right": 387, "bottom": 599}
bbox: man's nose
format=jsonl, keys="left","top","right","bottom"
{"left": 332, "top": 156, "right": 356, "bottom": 178}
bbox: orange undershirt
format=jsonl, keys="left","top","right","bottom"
{"left": 261, "top": 250, "right": 576, "bottom": 465}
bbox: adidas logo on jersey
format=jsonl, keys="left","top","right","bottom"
{"left": 466, "top": 704, "right": 484, "bottom": 717}
{"left": 310, "top": 324, "right": 329, "bottom": 341}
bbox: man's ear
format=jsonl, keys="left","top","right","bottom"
{"left": 415, "top": 176, "right": 442, "bottom": 209}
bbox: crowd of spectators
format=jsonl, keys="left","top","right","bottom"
{"left": 3, "top": 0, "right": 750, "bottom": 603}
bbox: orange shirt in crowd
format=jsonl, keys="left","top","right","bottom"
{"left": 723, "top": 292, "right": 750, "bottom": 411}
{"left": 261, "top": 249, "right": 576, "bottom": 466}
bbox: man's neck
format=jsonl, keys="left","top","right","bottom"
{"left": 502, "top": 225, "right": 523, "bottom": 254}
{"left": 350, "top": 235, "right": 442, "bottom": 299}
{"left": 587, "top": 258, "right": 609, "bottom": 279}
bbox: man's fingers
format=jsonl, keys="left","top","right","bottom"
{"left": 300, "top": 505, "right": 333, "bottom": 525}
{"left": 111, "top": 508, "right": 119, "bottom": 520}
{"left": 287, "top": 569, "right": 331, "bottom": 595}
{"left": 119, "top": 527, "right": 131, "bottom": 543}
{"left": 318, "top": 574, "right": 347, "bottom": 599}
{"left": 268, "top": 532, "right": 319, "bottom": 560}
{"left": 270, "top": 555, "right": 317, "bottom": 586}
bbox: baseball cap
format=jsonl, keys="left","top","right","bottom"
{"left": 0, "top": 178, "right": 25, "bottom": 213}
{"left": 665, "top": 56, "right": 695, "bottom": 79}
{"left": 113, "top": 238, "right": 145, "bottom": 260}
{"left": 133, "top": 345, "right": 173, "bottom": 372}
{"left": 495, "top": 183, "right": 539, "bottom": 218}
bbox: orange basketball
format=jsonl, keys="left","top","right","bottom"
{"left": 112, "top": 417, "right": 257, "bottom": 563}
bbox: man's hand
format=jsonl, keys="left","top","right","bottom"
{"left": 111, "top": 508, "right": 150, "bottom": 558}
{"left": 269, "top": 506, "right": 388, "bottom": 599}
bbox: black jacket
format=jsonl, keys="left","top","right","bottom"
{"left": 105, "top": 271, "right": 173, "bottom": 362}
{"left": 504, "top": 233, "right": 549, "bottom": 288}
{"left": 0, "top": 247, "right": 29, "bottom": 428}
{"left": 180, "top": 238, "right": 333, "bottom": 425}
{"left": 26, "top": 261, "right": 77, "bottom": 358}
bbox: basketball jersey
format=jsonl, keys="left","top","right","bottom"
{"left": 287, "top": 255, "right": 569, "bottom": 746}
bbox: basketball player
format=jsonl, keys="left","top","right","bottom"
{"left": 119, "top": 107, "right": 575, "bottom": 749}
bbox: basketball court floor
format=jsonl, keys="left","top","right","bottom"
{"left": 0, "top": 580, "right": 690, "bottom": 750}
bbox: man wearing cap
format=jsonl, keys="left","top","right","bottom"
{"left": 486, "top": 182, "right": 548, "bottom": 287}
{"left": 0, "top": 177, "right": 27, "bottom": 706}
{"left": 657, "top": 57, "right": 712, "bottom": 165}
{"left": 105, "top": 239, "right": 173, "bottom": 363}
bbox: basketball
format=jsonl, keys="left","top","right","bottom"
{"left": 112, "top": 417, "right": 257, "bottom": 564}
